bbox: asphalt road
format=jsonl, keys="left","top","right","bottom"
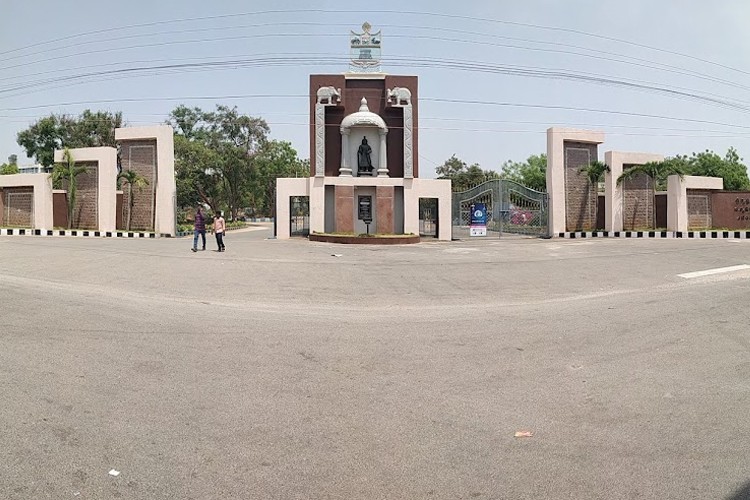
{"left": 1, "top": 226, "right": 749, "bottom": 499}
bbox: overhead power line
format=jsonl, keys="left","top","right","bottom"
{"left": 2, "top": 8, "right": 748, "bottom": 81}
{"left": 3, "top": 94, "right": 750, "bottom": 133}
{"left": 2, "top": 54, "right": 750, "bottom": 119}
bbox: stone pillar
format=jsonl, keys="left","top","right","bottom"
{"left": 115, "top": 125, "right": 176, "bottom": 236}
{"left": 377, "top": 130, "right": 388, "bottom": 177}
{"left": 667, "top": 175, "right": 723, "bottom": 232}
{"left": 314, "top": 104, "right": 326, "bottom": 177}
{"left": 546, "top": 128, "right": 605, "bottom": 235}
{"left": 335, "top": 185, "right": 354, "bottom": 232}
{"left": 403, "top": 103, "right": 414, "bottom": 178}
{"left": 605, "top": 152, "right": 663, "bottom": 232}
{"left": 339, "top": 130, "right": 352, "bottom": 177}
{"left": 376, "top": 186, "right": 394, "bottom": 234}
{"left": 53, "top": 147, "right": 117, "bottom": 232}
{"left": 309, "top": 177, "right": 325, "bottom": 234}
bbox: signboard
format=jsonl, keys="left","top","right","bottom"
{"left": 350, "top": 22, "right": 382, "bottom": 73}
{"left": 358, "top": 196, "right": 373, "bottom": 223}
{"left": 470, "top": 203, "right": 487, "bottom": 237}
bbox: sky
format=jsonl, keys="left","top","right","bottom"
{"left": 1, "top": 0, "right": 750, "bottom": 178}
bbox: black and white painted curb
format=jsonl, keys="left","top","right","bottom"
{"left": 559, "top": 230, "right": 750, "bottom": 239}
{"left": 0, "top": 228, "right": 162, "bottom": 238}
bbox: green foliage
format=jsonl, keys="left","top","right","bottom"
{"left": 617, "top": 159, "right": 686, "bottom": 189}
{"left": 118, "top": 169, "right": 149, "bottom": 231}
{"left": 52, "top": 148, "right": 88, "bottom": 229}
{"left": 499, "top": 154, "right": 547, "bottom": 192}
{"left": 578, "top": 160, "right": 610, "bottom": 187}
{"left": 685, "top": 148, "right": 749, "bottom": 190}
{"left": 17, "top": 110, "right": 123, "bottom": 167}
{"left": 251, "top": 140, "right": 308, "bottom": 216}
{"left": 436, "top": 154, "right": 500, "bottom": 192}
{"left": 0, "top": 163, "right": 19, "bottom": 175}
{"left": 169, "top": 105, "right": 308, "bottom": 219}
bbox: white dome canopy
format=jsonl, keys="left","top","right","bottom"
{"left": 340, "top": 97, "right": 387, "bottom": 132}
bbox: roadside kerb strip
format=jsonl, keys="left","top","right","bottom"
{"left": 558, "top": 231, "right": 750, "bottom": 239}
{"left": 0, "top": 228, "right": 158, "bottom": 238}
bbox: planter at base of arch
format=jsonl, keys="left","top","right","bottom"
{"left": 309, "top": 233, "right": 420, "bottom": 245}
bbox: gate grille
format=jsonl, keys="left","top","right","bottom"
{"left": 419, "top": 198, "right": 438, "bottom": 237}
{"left": 290, "top": 196, "right": 309, "bottom": 237}
{"left": 452, "top": 179, "right": 548, "bottom": 237}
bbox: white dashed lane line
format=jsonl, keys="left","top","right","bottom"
{"left": 678, "top": 264, "right": 750, "bottom": 279}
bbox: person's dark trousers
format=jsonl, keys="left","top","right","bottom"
{"left": 216, "top": 232, "right": 225, "bottom": 251}
{"left": 193, "top": 229, "right": 206, "bottom": 250}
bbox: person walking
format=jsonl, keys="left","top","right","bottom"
{"left": 213, "top": 211, "right": 226, "bottom": 252}
{"left": 191, "top": 206, "right": 206, "bottom": 252}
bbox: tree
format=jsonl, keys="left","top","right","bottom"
{"left": 0, "top": 154, "right": 19, "bottom": 175}
{"left": 436, "top": 154, "right": 500, "bottom": 192}
{"left": 579, "top": 160, "right": 610, "bottom": 186}
{"left": 0, "top": 164, "right": 19, "bottom": 175}
{"left": 618, "top": 160, "right": 685, "bottom": 229}
{"left": 52, "top": 148, "right": 88, "bottom": 229}
{"left": 118, "top": 169, "right": 150, "bottom": 231}
{"left": 17, "top": 110, "right": 123, "bottom": 167}
{"left": 251, "top": 140, "right": 308, "bottom": 217}
{"left": 168, "top": 105, "right": 270, "bottom": 220}
{"left": 499, "top": 154, "right": 547, "bottom": 192}
{"left": 686, "top": 148, "right": 750, "bottom": 190}
{"left": 578, "top": 160, "right": 610, "bottom": 229}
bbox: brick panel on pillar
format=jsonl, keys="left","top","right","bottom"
{"left": 0, "top": 188, "right": 4, "bottom": 225}
{"left": 335, "top": 185, "right": 354, "bottom": 232}
{"left": 4, "top": 187, "right": 33, "bottom": 227}
{"left": 120, "top": 140, "right": 157, "bottom": 231}
{"left": 564, "top": 142, "right": 597, "bottom": 232}
{"left": 622, "top": 166, "right": 653, "bottom": 230}
{"left": 688, "top": 190, "right": 712, "bottom": 230}
{"left": 70, "top": 163, "right": 98, "bottom": 229}
{"left": 376, "top": 186, "right": 394, "bottom": 234}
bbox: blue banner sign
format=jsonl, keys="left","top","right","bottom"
{"left": 470, "top": 203, "right": 487, "bottom": 236}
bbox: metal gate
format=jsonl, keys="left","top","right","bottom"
{"left": 452, "top": 179, "right": 548, "bottom": 238}
{"left": 419, "top": 198, "right": 438, "bottom": 237}
{"left": 290, "top": 196, "right": 309, "bottom": 237}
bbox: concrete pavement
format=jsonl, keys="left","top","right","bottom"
{"left": 1, "top": 228, "right": 749, "bottom": 499}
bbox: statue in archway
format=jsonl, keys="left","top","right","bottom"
{"left": 357, "top": 136, "right": 373, "bottom": 175}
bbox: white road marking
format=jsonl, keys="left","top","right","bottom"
{"left": 678, "top": 264, "right": 750, "bottom": 279}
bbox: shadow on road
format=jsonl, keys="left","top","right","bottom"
{"left": 727, "top": 481, "right": 750, "bottom": 500}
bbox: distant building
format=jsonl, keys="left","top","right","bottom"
{"left": 17, "top": 165, "right": 47, "bottom": 174}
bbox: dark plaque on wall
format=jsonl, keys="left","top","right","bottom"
{"left": 358, "top": 196, "right": 373, "bottom": 223}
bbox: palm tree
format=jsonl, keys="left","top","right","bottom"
{"left": 579, "top": 160, "right": 610, "bottom": 187}
{"left": 617, "top": 160, "right": 685, "bottom": 229}
{"left": 117, "top": 169, "right": 149, "bottom": 231}
{"left": 52, "top": 148, "right": 88, "bottom": 229}
{"left": 578, "top": 160, "right": 610, "bottom": 229}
